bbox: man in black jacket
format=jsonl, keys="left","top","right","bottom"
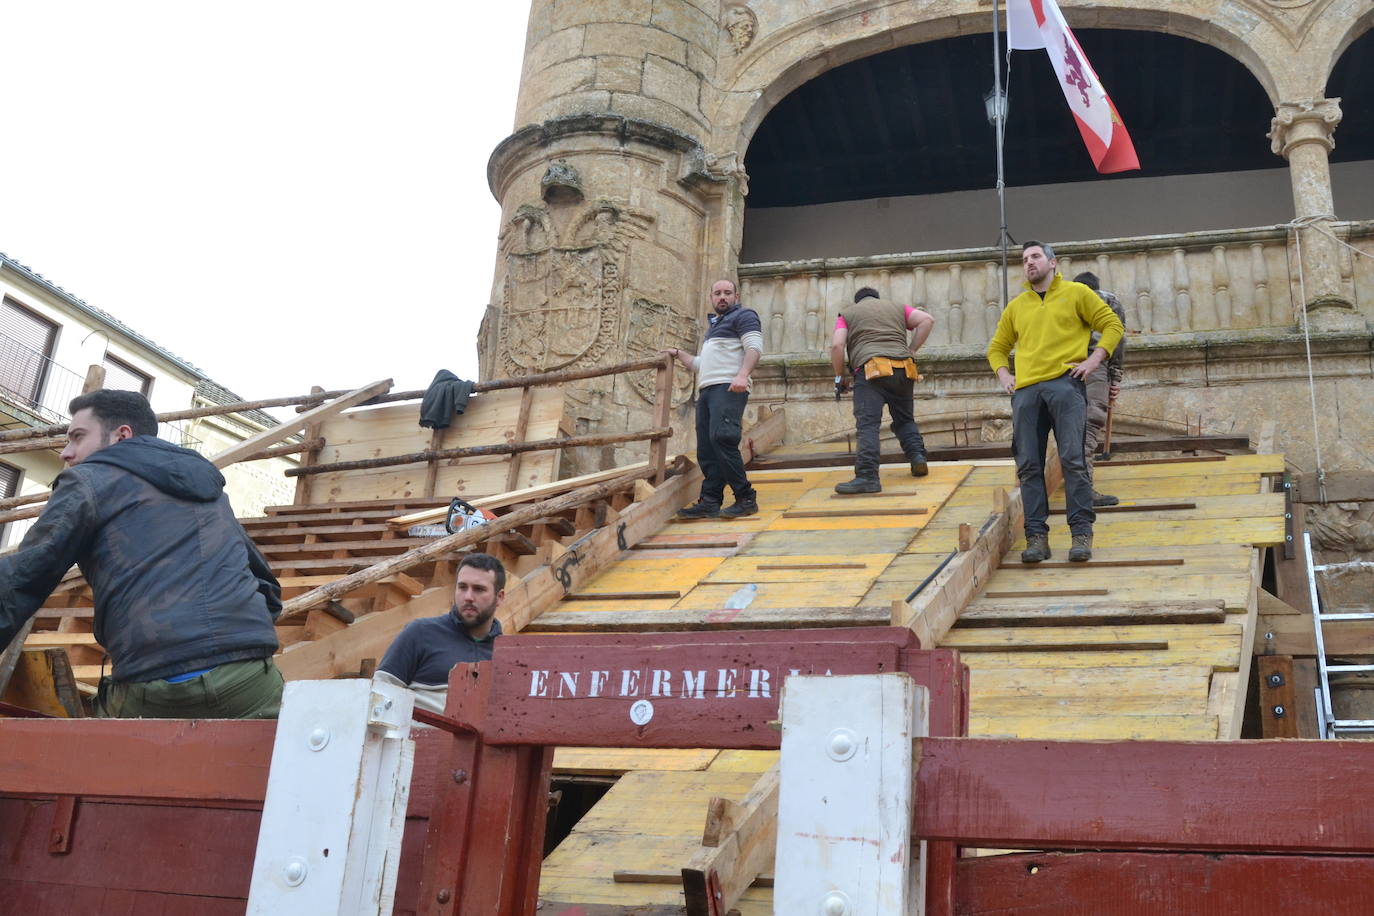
{"left": 0, "top": 390, "right": 283, "bottom": 718}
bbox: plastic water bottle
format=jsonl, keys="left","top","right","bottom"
{"left": 724, "top": 583, "right": 757, "bottom": 610}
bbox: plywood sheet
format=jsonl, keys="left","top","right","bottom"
{"left": 309, "top": 387, "right": 564, "bottom": 501}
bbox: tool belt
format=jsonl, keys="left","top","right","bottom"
{"left": 862, "top": 355, "right": 919, "bottom": 381}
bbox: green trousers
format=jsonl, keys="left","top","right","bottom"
{"left": 96, "top": 657, "right": 284, "bottom": 719}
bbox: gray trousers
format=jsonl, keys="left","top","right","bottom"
{"left": 1011, "top": 372, "right": 1096, "bottom": 537}
{"left": 1082, "top": 363, "right": 1111, "bottom": 480}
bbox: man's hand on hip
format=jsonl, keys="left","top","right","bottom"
{"left": 1069, "top": 349, "right": 1107, "bottom": 380}
{"left": 996, "top": 367, "right": 1016, "bottom": 395}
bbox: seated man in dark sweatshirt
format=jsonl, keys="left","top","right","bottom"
{"left": 0, "top": 389, "right": 283, "bottom": 718}
{"left": 377, "top": 552, "right": 504, "bottom": 712}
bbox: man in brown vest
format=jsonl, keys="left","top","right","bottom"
{"left": 830, "top": 286, "right": 935, "bottom": 494}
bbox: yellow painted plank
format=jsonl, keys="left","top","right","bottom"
{"left": 1013, "top": 518, "right": 1285, "bottom": 548}
{"left": 765, "top": 510, "right": 935, "bottom": 531}
{"left": 543, "top": 597, "right": 680, "bottom": 614}
{"left": 970, "top": 693, "right": 1210, "bottom": 716}
{"left": 707, "top": 749, "right": 778, "bottom": 773}
{"left": 574, "top": 557, "right": 726, "bottom": 594}
{"left": 970, "top": 713, "right": 1219, "bottom": 740}
{"left": 702, "top": 553, "right": 894, "bottom": 584}
{"left": 553, "top": 747, "right": 719, "bottom": 776}
{"left": 966, "top": 665, "right": 1215, "bottom": 695}
{"left": 674, "top": 581, "right": 872, "bottom": 610}
{"left": 741, "top": 527, "right": 921, "bottom": 557}
{"left": 1084, "top": 474, "right": 1262, "bottom": 498}
{"left": 1045, "top": 493, "right": 1283, "bottom": 520}
{"left": 961, "top": 642, "right": 1244, "bottom": 670}
{"left": 540, "top": 769, "right": 763, "bottom": 905}
{"left": 942, "top": 622, "right": 1243, "bottom": 648}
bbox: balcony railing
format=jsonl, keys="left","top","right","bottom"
{"left": 738, "top": 221, "right": 1374, "bottom": 358}
{"left": 0, "top": 334, "right": 202, "bottom": 453}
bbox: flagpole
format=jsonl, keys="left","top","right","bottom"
{"left": 992, "top": 0, "right": 1009, "bottom": 309}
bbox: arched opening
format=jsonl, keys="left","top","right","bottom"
{"left": 1327, "top": 27, "right": 1374, "bottom": 215}
{"left": 739, "top": 28, "right": 1362, "bottom": 262}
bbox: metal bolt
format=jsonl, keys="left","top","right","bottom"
{"left": 282, "top": 857, "right": 308, "bottom": 886}
{"left": 822, "top": 890, "right": 851, "bottom": 915}
{"left": 1267, "top": 673, "right": 1285, "bottom": 687}
{"left": 1274, "top": 705, "right": 1287, "bottom": 718}
{"left": 437, "top": 889, "right": 452, "bottom": 904}
{"left": 452, "top": 769, "right": 468, "bottom": 785}
{"left": 827, "top": 728, "right": 858, "bottom": 762}
{"left": 307, "top": 727, "right": 330, "bottom": 751}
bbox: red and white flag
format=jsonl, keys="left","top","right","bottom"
{"left": 1007, "top": 0, "right": 1139, "bottom": 173}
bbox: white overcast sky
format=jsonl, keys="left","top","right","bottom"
{"left": 0, "top": 1, "right": 532, "bottom": 401}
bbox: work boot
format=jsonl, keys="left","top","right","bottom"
{"left": 677, "top": 501, "right": 720, "bottom": 520}
{"left": 1021, "top": 533, "right": 1051, "bottom": 564}
{"left": 1092, "top": 490, "right": 1119, "bottom": 507}
{"left": 1068, "top": 532, "right": 1093, "bottom": 562}
{"left": 910, "top": 454, "right": 929, "bottom": 477}
{"left": 720, "top": 497, "right": 759, "bottom": 518}
{"left": 835, "top": 477, "right": 882, "bottom": 494}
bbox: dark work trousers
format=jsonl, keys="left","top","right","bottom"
{"left": 852, "top": 368, "right": 927, "bottom": 480}
{"left": 694, "top": 383, "right": 754, "bottom": 506}
{"left": 1011, "top": 372, "right": 1095, "bottom": 537}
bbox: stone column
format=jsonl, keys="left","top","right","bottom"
{"left": 1268, "top": 98, "right": 1361, "bottom": 331}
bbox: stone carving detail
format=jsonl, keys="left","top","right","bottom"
{"left": 496, "top": 200, "right": 654, "bottom": 376}
{"left": 541, "top": 160, "right": 584, "bottom": 205}
{"left": 724, "top": 4, "right": 757, "bottom": 54}
{"left": 1307, "top": 503, "right": 1374, "bottom": 557}
{"left": 623, "top": 297, "right": 698, "bottom": 405}
{"left": 1269, "top": 97, "right": 1342, "bottom": 157}
{"left": 980, "top": 418, "right": 1013, "bottom": 443}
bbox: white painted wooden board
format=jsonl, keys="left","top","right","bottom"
{"left": 775, "top": 674, "right": 927, "bottom": 915}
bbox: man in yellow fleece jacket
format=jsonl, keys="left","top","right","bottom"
{"left": 987, "top": 241, "right": 1125, "bottom": 563}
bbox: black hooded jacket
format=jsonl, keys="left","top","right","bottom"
{"left": 0, "top": 436, "right": 281, "bottom": 682}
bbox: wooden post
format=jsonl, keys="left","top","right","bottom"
{"left": 649, "top": 355, "right": 673, "bottom": 484}
{"left": 775, "top": 673, "right": 926, "bottom": 914}
{"left": 504, "top": 387, "right": 534, "bottom": 492}
{"left": 294, "top": 386, "right": 326, "bottom": 506}
{"left": 422, "top": 427, "right": 445, "bottom": 499}
{"left": 82, "top": 364, "right": 106, "bottom": 394}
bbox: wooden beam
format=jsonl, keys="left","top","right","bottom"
{"left": 504, "top": 386, "right": 534, "bottom": 491}
{"left": 997, "top": 558, "right": 1185, "bottom": 569}
{"left": 526, "top": 606, "right": 892, "bottom": 633}
{"left": 682, "top": 764, "right": 779, "bottom": 916}
{"left": 1049, "top": 501, "right": 1196, "bottom": 514}
{"left": 276, "top": 462, "right": 676, "bottom": 622}
{"left": 1294, "top": 470, "right": 1374, "bottom": 503}
{"left": 210, "top": 379, "right": 392, "bottom": 469}
{"left": 648, "top": 356, "right": 672, "bottom": 484}
{"left": 741, "top": 406, "right": 787, "bottom": 466}
{"left": 286, "top": 427, "right": 670, "bottom": 477}
{"left": 956, "top": 851, "right": 1374, "bottom": 914}
{"left": 903, "top": 487, "right": 1024, "bottom": 648}
{"left": 1258, "top": 655, "right": 1299, "bottom": 739}
{"left": 563, "top": 590, "right": 682, "bottom": 601}
{"left": 957, "top": 600, "right": 1227, "bottom": 628}
{"left": 914, "top": 737, "right": 1374, "bottom": 852}
{"left": 983, "top": 588, "right": 1110, "bottom": 599}
{"left": 390, "top": 462, "right": 652, "bottom": 528}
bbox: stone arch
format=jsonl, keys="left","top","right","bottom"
{"left": 1319, "top": 8, "right": 1374, "bottom": 92}
{"left": 707, "top": 2, "right": 1286, "bottom": 164}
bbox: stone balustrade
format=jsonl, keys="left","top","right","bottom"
{"left": 739, "top": 221, "right": 1374, "bottom": 358}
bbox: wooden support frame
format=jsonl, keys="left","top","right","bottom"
{"left": 211, "top": 379, "right": 393, "bottom": 469}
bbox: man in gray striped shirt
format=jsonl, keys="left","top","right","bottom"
{"left": 664, "top": 279, "right": 764, "bottom": 519}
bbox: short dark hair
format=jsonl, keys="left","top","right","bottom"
{"left": 853, "top": 286, "right": 880, "bottom": 302}
{"left": 68, "top": 389, "right": 158, "bottom": 437}
{"left": 1022, "top": 240, "right": 1056, "bottom": 260}
{"left": 1074, "top": 271, "right": 1100, "bottom": 291}
{"left": 459, "top": 551, "right": 506, "bottom": 592}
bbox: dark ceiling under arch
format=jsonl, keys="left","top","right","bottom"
{"left": 744, "top": 27, "right": 1374, "bottom": 209}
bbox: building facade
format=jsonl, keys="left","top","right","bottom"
{"left": 0, "top": 254, "right": 294, "bottom": 546}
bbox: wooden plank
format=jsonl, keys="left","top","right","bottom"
{"left": 1049, "top": 501, "right": 1196, "bottom": 514}
{"left": 781, "top": 507, "right": 927, "bottom": 519}
{"left": 970, "top": 713, "right": 1218, "bottom": 741}
{"left": 527, "top": 606, "right": 892, "bottom": 633}
{"left": 956, "top": 600, "right": 1227, "bottom": 628}
{"left": 1220, "top": 549, "right": 1262, "bottom": 739}
{"left": 564, "top": 590, "right": 682, "bottom": 601}
{"left": 996, "top": 558, "right": 1184, "bottom": 569}
{"left": 505, "top": 386, "right": 534, "bottom": 491}
{"left": 955, "top": 850, "right": 1374, "bottom": 914}
{"left": 683, "top": 764, "right": 779, "bottom": 916}
{"left": 983, "top": 588, "right": 1110, "bottom": 599}
{"left": 739, "top": 406, "right": 787, "bottom": 466}
{"left": 552, "top": 748, "right": 719, "bottom": 776}
{"left": 0, "top": 619, "right": 37, "bottom": 698}
{"left": 1256, "top": 612, "right": 1374, "bottom": 656}
{"left": 914, "top": 737, "right": 1374, "bottom": 852}
{"left": 633, "top": 537, "right": 741, "bottom": 550}
{"left": 1294, "top": 469, "right": 1374, "bottom": 503}
{"left": 209, "top": 379, "right": 392, "bottom": 468}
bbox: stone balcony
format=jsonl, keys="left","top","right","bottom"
{"left": 739, "top": 221, "right": 1374, "bottom": 361}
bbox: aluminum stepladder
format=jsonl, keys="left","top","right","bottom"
{"left": 1305, "top": 531, "right": 1374, "bottom": 737}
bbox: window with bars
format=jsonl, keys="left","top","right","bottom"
{"left": 0, "top": 297, "right": 60, "bottom": 408}
{"left": 0, "top": 460, "right": 19, "bottom": 547}
{"left": 102, "top": 355, "right": 152, "bottom": 397}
